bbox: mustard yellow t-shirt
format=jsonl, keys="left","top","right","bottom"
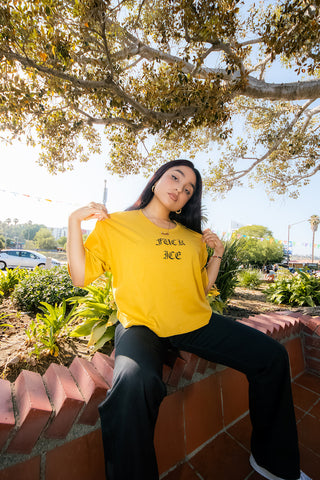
{"left": 83, "top": 210, "right": 212, "bottom": 337}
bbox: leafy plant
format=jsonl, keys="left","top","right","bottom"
{"left": 25, "top": 300, "right": 78, "bottom": 357}
{"left": 69, "top": 272, "right": 118, "bottom": 351}
{"left": 0, "top": 267, "right": 28, "bottom": 298}
{"left": 237, "top": 269, "right": 262, "bottom": 289}
{"left": 266, "top": 271, "right": 320, "bottom": 307}
{"left": 12, "top": 266, "right": 86, "bottom": 313}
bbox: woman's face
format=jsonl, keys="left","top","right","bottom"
{"left": 154, "top": 165, "right": 197, "bottom": 212}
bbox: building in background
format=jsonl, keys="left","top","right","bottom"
{"left": 50, "top": 227, "right": 68, "bottom": 240}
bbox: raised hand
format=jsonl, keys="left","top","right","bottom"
{"left": 70, "top": 202, "right": 110, "bottom": 223}
{"left": 202, "top": 229, "right": 224, "bottom": 256}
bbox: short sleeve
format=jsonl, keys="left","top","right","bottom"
{"left": 83, "top": 220, "right": 112, "bottom": 286}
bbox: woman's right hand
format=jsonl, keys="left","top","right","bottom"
{"left": 69, "top": 202, "right": 110, "bottom": 223}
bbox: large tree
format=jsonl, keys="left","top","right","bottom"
{"left": 0, "top": 0, "right": 319, "bottom": 197}
{"left": 34, "top": 227, "right": 57, "bottom": 250}
{"left": 233, "top": 225, "right": 285, "bottom": 266}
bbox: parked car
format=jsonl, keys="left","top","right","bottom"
{"left": 0, "top": 249, "right": 61, "bottom": 270}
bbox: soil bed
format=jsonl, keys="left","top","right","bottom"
{"left": 225, "top": 284, "right": 290, "bottom": 318}
{"left": 0, "top": 284, "right": 288, "bottom": 383}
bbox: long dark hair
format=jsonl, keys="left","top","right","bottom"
{"left": 126, "top": 159, "right": 203, "bottom": 233}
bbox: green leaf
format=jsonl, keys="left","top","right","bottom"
{"left": 70, "top": 318, "right": 99, "bottom": 337}
{"left": 88, "top": 323, "right": 107, "bottom": 347}
{"left": 108, "top": 311, "right": 118, "bottom": 325}
{"left": 91, "top": 326, "right": 116, "bottom": 352}
{"left": 305, "top": 295, "right": 315, "bottom": 307}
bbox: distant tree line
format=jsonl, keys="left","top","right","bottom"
{"left": 0, "top": 219, "right": 66, "bottom": 251}
{"left": 232, "top": 225, "right": 285, "bottom": 268}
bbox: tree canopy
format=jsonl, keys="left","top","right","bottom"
{"left": 0, "top": 0, "right": 319, "bottom": 197}
{"left": 0, "top": 219, "right": 44, "bottom": 244}
{"left": 34, "top": 227, "right": 57, "bottom": 249}
{"left": 233, "top": 224, "right": 285, "bottom": 266}
{"left": 232, "top": 224, "right": 274, "bottom": 239}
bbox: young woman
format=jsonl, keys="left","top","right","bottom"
{"left": 67, "top": 159, "right": 309, "bottom": 480}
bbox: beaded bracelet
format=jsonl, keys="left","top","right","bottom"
{"left": 212, "top": 255, "right": 222, "bottom": 259}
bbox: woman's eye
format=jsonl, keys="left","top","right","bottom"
{"left": 171, "top": 174, "right": 178, "bottom": 180}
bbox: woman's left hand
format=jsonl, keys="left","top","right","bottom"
{"left": 202, "top": 229, "right": 224, "bottom": 256}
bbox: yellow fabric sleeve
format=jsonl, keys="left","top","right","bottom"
{"left": 83, "top": 220, "right": 112, "bottom": 286}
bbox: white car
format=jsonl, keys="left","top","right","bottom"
{"left": 0, "top": 249, "right": 61, "bottom": 270}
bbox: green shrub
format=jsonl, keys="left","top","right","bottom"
{"left": 69, "top": 272, "right": 117, "bottom": 351}
{"left": 276, "top": 267, "right": 293, "bottom": 280}
{"left": 238, "top": 269, "right": 262, "bottom": 289}
{"left": 12, "top": 266, "right": 86, "bottom": 313}
{"left": 266, "top": 271, "right": 320, "bottom": 307}
{"left": 0, "top": 267, "right": 28, "bottom": 298}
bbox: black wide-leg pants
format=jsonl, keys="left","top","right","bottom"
{"left": 98, "top": 313, "right": 300, "bottom": 480}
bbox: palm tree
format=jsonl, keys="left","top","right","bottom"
{"left": 309, "top": 215, "right": 320, "bottom": 263}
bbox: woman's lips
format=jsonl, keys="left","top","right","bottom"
{"left": 168, "top": 193, "right": 178, "bottom": 201}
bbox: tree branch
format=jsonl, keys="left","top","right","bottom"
{"left": 0, "top": 47, "right": 197, "bottom": 123}
{"left": 100, "top": 11, "right": 115, "bottom": 78}
{"left": 0, "top": 48, "right": 114, "bottom": 88}
{"left": 301, "top": 104, "right": 320, "bottom": 133}
{"left": 247, "top": 53, "right": 272, "bottom": 75}
{"left": 226, "top": 99, "right": 315, "bottom": 183}
{"left": 71, "top": 15, "right": 320, "bottom": 101}
{"left": 239, "top": 38, "right": 263, "bottom": 47}
{"left": 240, "top": 77, "right": 320, "bottom": 100}
{"left": 119, "top": 56, "right": 143, "bottom": 73}
{"left": 119, "top": 40, "right": 320, "bottom": 100}
{"left": 286, "top": 164, "right": 320, "bottom": 187}
{"left": 73, "top": 106, "right": 145, "bottom": 131}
